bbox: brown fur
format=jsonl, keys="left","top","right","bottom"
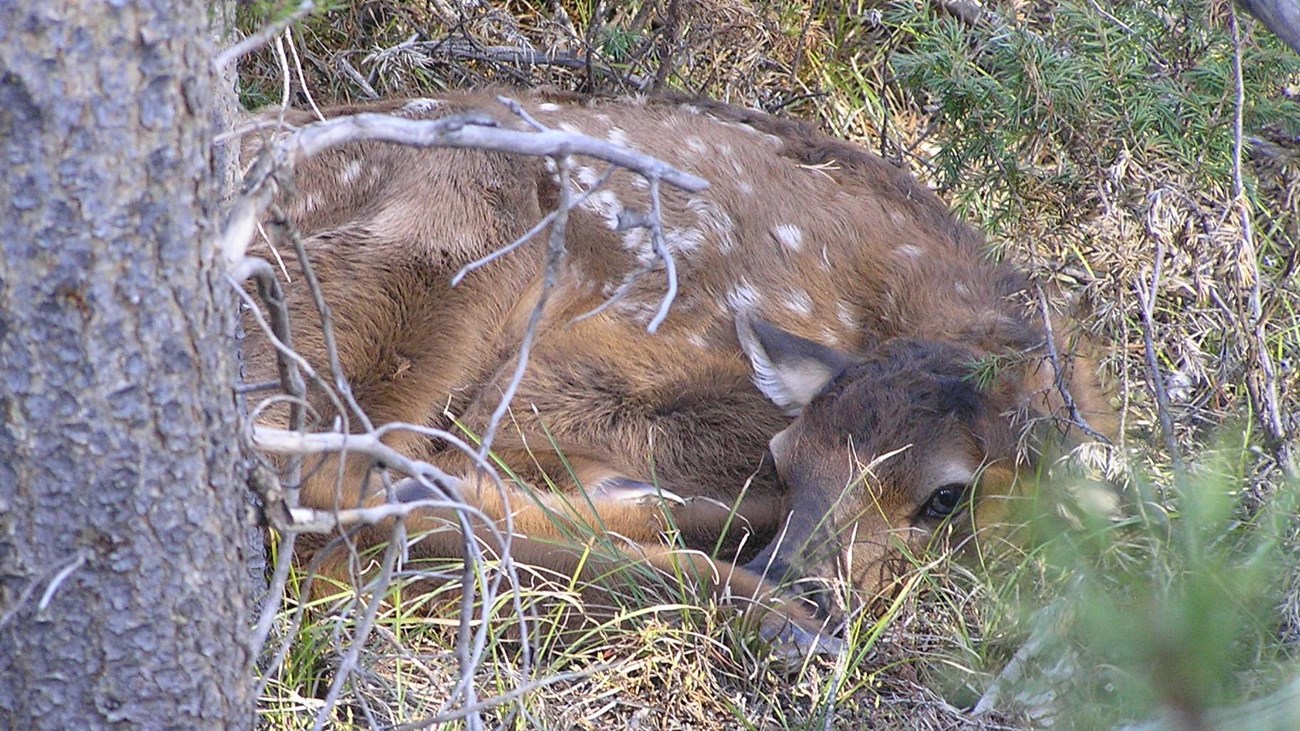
{"left": 239, "top": 90, "right": 1114, "bottom": 637}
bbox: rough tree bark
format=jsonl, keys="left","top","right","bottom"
{"left": 0, "top": 2, "right": 253, "bottom": 729}
{"left": 1239, "top": 0, "right": 1300, "bottom": 55}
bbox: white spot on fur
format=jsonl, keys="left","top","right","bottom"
{"left": 954, "top": 283, "right": 972, "bottom": 297}
{"left": 784, "top": 288, "right": 814, "bottom": 317}
{"left": 687, "top": 332, "right": 710, "bottom": 350}
{"left": 738, "top": 180, "right": 755, "bottom": 196}
{"left": 575, "top": 166, "right": 601, "bottom": 187}
{"left": 820, "top": 327, "right": 841, "bottom": 346}
{"left": 727, "top": 280, "right": 763, "bottom": 312}
{"left": 686, "top": 137, "right": 707, "bottom": 154}
{"left": 621, "top": 226, "right": 647, "bottom": 252}
{"left": 895, "top": 244, "right": 924, "bottom": 259}
{"left": 340, "top": 159, "right": 363, "bottom": 186}
{"left": 302, "top": 193, "right": 319, "bottom": 212}
{"left": 688, "top": 197, "right": 737, "bottom": 253}
{"left": 582, "top": 190, "right": 623, "bottom": 228}
{"left": 820, "top": 245, "right": 833, "bottom": 271}
{"left": 544, "top": 158, "right": 559, "bottom": 174}
{"left": 616, "top": 299, "right": 659, "bottom": 325}
{"left": 607, "top": 127, "right": 629, "bottom": 146}
{"left": 536, "top": 102, "right": 560, "bottom": 112}
{"left": 771, "top": 224, "right": 803, "bottom": 252}
{"left": 681, "top": 104, "right": 702, "bottom": 115}
{"left": 558, "top": 122, "right": 581, "bottom": 134}
{"left": 665, "top": 228, "right": 705, "bottom": 255}
{"left": 764, "top": 133, "right": 783, "bottom": 146}
{"left": 880, "top": 292, "right": 897, "bottom": 322}
{"left": 837, "top": 302, "right": 858, "bottom": 330}
{"left": 399, "top": 98, "right": 442, "bottom": 116}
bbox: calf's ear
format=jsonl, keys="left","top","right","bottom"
{"left": 735, "top": 313, "right": 855, "bottom": 416}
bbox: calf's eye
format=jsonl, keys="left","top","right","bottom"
{"left": 923, "top": 483, "right": 967, "bottom": 520}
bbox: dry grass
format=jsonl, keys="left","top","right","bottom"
{"left": 232, "top": 1, "right": 1300, "bottom": 728}
{"left": 256, "top": 555, "right": 1028, "bottom": 729}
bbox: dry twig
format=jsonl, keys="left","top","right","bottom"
{"left": 214, "top": 0, "right": 316, "bottom": 71}
{"left": 1134, "top": 242, "right": 1186, "bottom": 474}
{"left": 273, "top": 111, "right": 707, "bottom": 191}
{"left": 1036, "top": 288, "right": 1113, "bottom": 445}
{"left": 1229, "top": 6, "right": 1294, "bottom": 478}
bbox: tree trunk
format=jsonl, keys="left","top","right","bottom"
{"left": 0, "top": 2, "right": 253, "bottom": 729}
{"left": 1239, "top": 0, "right": 1300, "bottom": 55}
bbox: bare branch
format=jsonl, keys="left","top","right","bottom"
{"left": 279, "top": 112, "right": 709, "bottom": 192}
{"left": 272, "top": 206, "right": 375, "bottom": 437}
{"left": 333, "top": 54, "right": 378, "bottom": 99}
{"left": 1230, "top": 7, "right": 1295, "bottom": 478}
{"left": 237, "top": 258, "right": 308, "bottom": 437}
{"left": 251, "top": 427, "right": 462, "bottom": 491}
{"left": 314, "top": 516, "right": 406, "bottom": 731}
{"left": 233, "top": 378, "right": 281, "bottom": 395}
{"left": 570, "top": 180, "right": 681, "bottom": 333}
{"left": 451, "top": 166, "right": 617, "bottom": 286}
{"left": 477, "top": 155, "right": 575, "bottom": 457}
{"left": 283, "top": 26, "right": 325, "bottom": 123}
{"left": 1134, "top": 242, "right": 1185, "bottom": 474}
{"left": 232, "top": 257, "right": 318, "bottom": 667}
{"left": 283, "top": 498, "right": 484, "bottom": 535}
{"left": 495, "top": 94, "right": 547, "bottom": 132}
{"left": 214, "top": 0, "right": 315, "bottom": 71}
{"left": 1036, "top": 288, "right": 1113, "bottom": 445}
{"left": 645, "top": 177, "right": 679, "bottom": 333}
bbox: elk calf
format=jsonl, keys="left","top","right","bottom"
{"left": 239, "top": 90, "right": 1114, "bottom": 644}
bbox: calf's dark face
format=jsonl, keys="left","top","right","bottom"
{"left": 737, "top": 317, "right": 1027, "bottom": 605}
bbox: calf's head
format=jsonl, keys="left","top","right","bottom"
{"left": 736, "top": 314, "right": 1078, "bottom": 611}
